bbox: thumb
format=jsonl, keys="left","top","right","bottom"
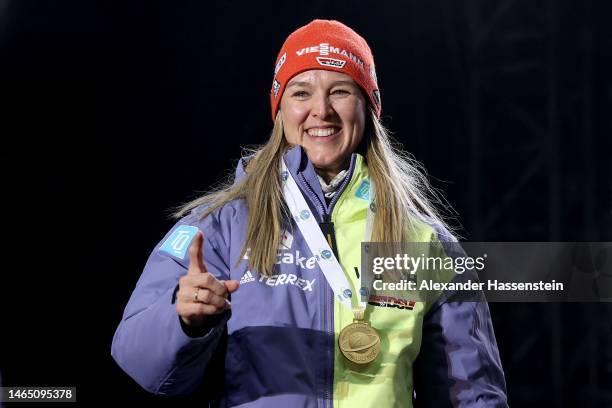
{"left": 224, "top": 280, "right": 240, "bottom": 293}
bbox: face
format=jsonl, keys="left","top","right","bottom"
{"left": 279, "top": 69, "right": 367, "bottom": 180}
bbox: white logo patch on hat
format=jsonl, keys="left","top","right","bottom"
{"left": 274, "top": 52, "right": 286, "bottom": 77}
{"left": 316, "top": 57, "right": 346, "bottom": 69}
{"left": 273, "top": 80, "right": 281, "bottom": 99}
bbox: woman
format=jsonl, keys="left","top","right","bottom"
{"left": 111, "top": 19, "right": 508, "bottom": 407}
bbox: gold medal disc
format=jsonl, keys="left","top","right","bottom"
{"left": 338, "top": 321, "right": 380, "bottom": 364}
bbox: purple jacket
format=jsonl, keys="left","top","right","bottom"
{"left": 111, "top": 146, "right": 508, "bottom": 407}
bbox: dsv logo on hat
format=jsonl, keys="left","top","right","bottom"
{"left": 316, "top": 57, "right": 346, "bottom": 69}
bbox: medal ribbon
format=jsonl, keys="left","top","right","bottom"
{"left": 281, "top": 159, "right": 375, "bottom": 317}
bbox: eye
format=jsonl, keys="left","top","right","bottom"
{"left": 292, "top": 90, "right": 309, "bottom": 98}
{"left": 332, "top": 89, "right": 350, "bottom": 95}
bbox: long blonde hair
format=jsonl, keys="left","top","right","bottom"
{"left": 173, "top": 109, "right": 458, "bottom": 276}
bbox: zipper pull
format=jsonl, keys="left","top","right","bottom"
{"left": 319, "top": 220, "right": 339, "bottom": 261}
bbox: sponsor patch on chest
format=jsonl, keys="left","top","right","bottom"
{"left": 260, "top": 273, "right": 316, "bottom": 291}
{"left": 239, "top": 270, "right": 315, "bottom": 292}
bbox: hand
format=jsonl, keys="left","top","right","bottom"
{"left": 176, "top": 231, "right": 239, "bottom": 328}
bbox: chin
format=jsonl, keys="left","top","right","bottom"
{"left": 306, "top": 151, "right": 337, "bottom": 167}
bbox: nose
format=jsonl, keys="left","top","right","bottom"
{"left": 310, "top": 93, "right": 335, "bottom": 120}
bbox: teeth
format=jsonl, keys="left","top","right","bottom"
{"left": 307, "top": 127, "right": 340, "bottom": 137}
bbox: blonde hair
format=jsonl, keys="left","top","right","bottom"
{"left": 173, "top": 109, "right": 458, "bottom": 276}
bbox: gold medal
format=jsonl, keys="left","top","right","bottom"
{"left": 338, "top": 310, "right": 380, "bottom": 365}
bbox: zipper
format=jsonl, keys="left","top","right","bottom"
{"left": 297, "top": 155, "right": 357, "bottom": 223}
{"left": 299, "top": 172, "right": 327, "bottom": 221}
{"left": 295, "top": 172, "right": 330, "bottom": 407}
{"left": 323, "top": 276, "right": 335, "bottom": 407}
{"left": 326, "top": 155, "right": 357, "bottom": 222}
{"left": 317, "top": 155, "right": 356, "bottom": 408}
{"left": 294, "top": 154, "right": 358, "bottom": 408}
{"left": 326, "top": 281, "right": 333, "bottom": 408}
{"left": 323, "top": 156, "right": 355, "bottom": 408}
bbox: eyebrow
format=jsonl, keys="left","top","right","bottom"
{"left": 286, "top": 80, "right": 357, "bottom": 89}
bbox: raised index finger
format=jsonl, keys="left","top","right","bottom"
{"left": 188, "top": 231, "right": 207, "bottom": 273}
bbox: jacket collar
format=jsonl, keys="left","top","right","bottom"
{"left": 284, "top": 146, "right": 325, "bottom": 207}
{"left": 234, "top": 145, "right": 360, "bottom": 217}
{"left": 284, "top": 145, "right": 358, "bottom": 217}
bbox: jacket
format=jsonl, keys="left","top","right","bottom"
{"left": 111, "top": 146, "right": 508, "bottom": 407}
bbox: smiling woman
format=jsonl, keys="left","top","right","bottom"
{"left": 281, "top": 70, "right": 367, "bottom": 182}
{"left": 111, "top": 19, "right": 508, "bottom": 407}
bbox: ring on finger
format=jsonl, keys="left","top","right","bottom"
{"left": 194, "top": 287, "right": 201, "bottom": 302}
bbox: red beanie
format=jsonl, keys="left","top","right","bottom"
{"left": 270, "top": 19, "right": 381, "bottom": 122}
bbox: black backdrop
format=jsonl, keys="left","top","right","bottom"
{"left": 1, "top": 0, "right": 611, "bottom": 406}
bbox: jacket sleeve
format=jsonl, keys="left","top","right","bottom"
{"left": 413, "top": 224, "right": 509, "bottom": 407}
{"left": 111, "top": 214, "right": 230, "bottom": 396}
{"left": 413, "top": 297, "right": 508, "bottom": 407}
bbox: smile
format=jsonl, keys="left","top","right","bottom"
{"left": 305, "top": 127, "right": 342, "bottom": 140}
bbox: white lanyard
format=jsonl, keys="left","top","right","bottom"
{"left": 281, "top": 159, "right": 375, "bottom": 315}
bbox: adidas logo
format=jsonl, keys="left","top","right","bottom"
{"left": 240, "top": 270, "right": 255, "bottom": 284}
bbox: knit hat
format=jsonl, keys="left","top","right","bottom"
{"left": 270, "top": 19, "right": 381, "bottom": 122}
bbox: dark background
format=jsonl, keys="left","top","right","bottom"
{"left": 1, "top": 0, "right": 611, "bottom": 406}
